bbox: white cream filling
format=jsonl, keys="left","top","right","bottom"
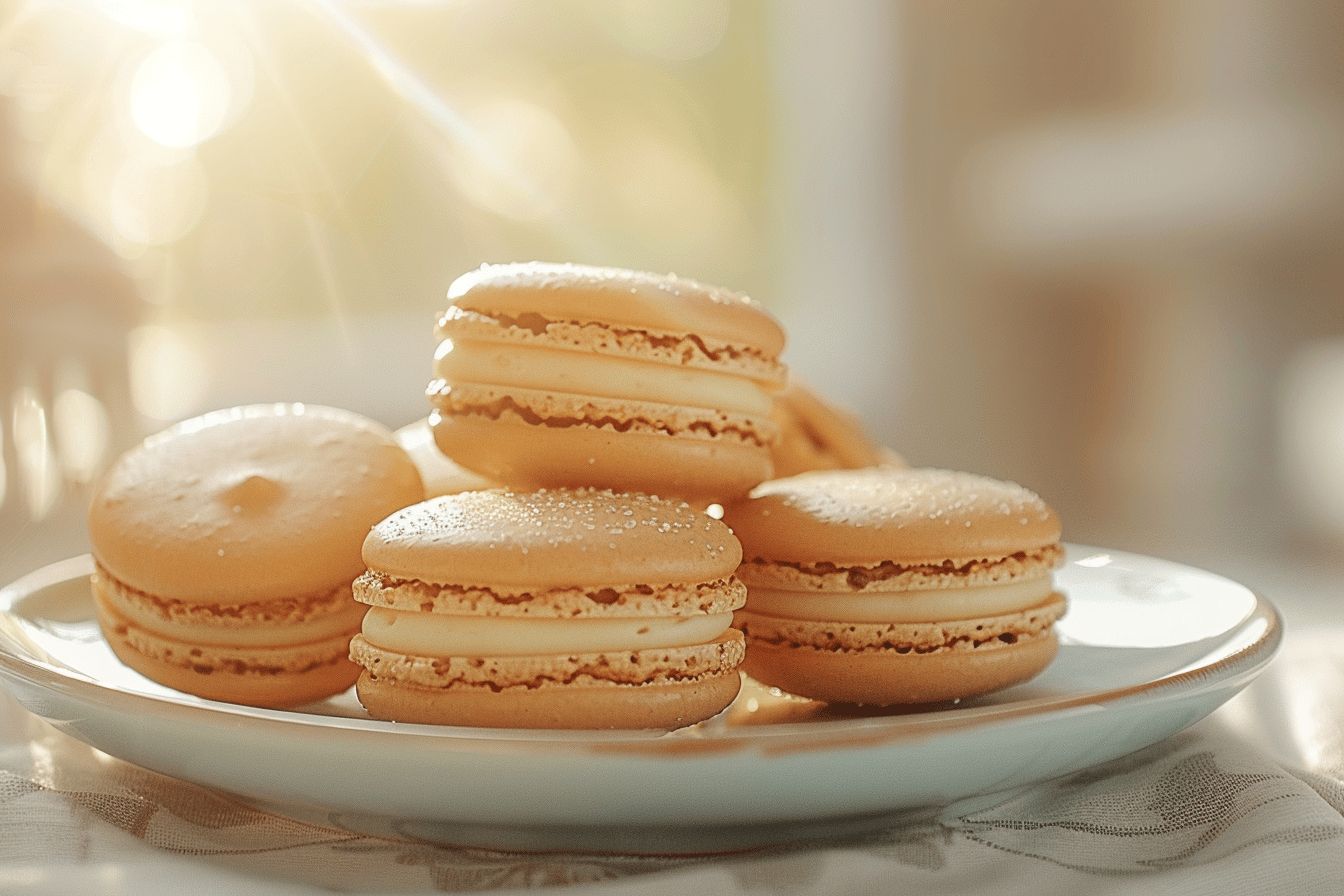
{"left": 434, "top": 337, "right": 771, "bottom": 417}
{"left": 745, "top": 577, "right": 1055, "bottom": 624}
{"left": 361, "top": 607, "right": 735, "bottom": 657}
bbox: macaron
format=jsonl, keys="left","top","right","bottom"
{"left": 394, "top": 418, "right": 496, "bottom": 496}
{"left": 349, "top": 489, "right": 747, "bottom": 729}
{"left": 428, "top": 262, "right": 787, "bottom": 501}
{"left": 770, "top": 377, "right": 904, "bottom": 478}
{"left": 725, "top": 468, "right": 1065, "bottom": 705}
{"left": 88, "top": 404, "right": 425, "bottom": 708}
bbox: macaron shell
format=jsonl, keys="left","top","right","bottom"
{"left": 354, "top": 571, "right": 746, "bottom": 619}
{"left": 726, "top": 468, "right": 1061, "bottom": 566}
{"left": 447, "top": 262, "right": 786, "bottom": 357}
{"left": 88, "top": 404, "right": 425, "bottom": 603}
{"left": 394, "top": 418, "right": 496, "bottom": 497}
{"left": 737, "top": 545, "right": 1063, "bottom": 593}
{"left": 354, "top": 669, "right": 743, "bottom": 729}
{"left": 741, "top": 633, "right": 1058, "bottom": 706}
{"left": 350, "top": 629, "right": 745, "bottom": 729}
{"left": 362, "top": 491, "right": 742, "bottom": 589}
{"left": 431, "top": 411, "right": 774, "bottom": 503}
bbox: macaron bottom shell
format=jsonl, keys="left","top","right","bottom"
{"left": 354, "top": 669, "right": 743, "bottom": 730}
{"left": 734, "top": 594, "right": 1066, "bottom": 705}
{"left": 350, "top": 629, "right": 746, "bottom": 730}
{"left": 430, "top": 411, "right": 773, "bottom": 501}
{"left": 739, "top": 629, "right": 1058, "bottom": 706}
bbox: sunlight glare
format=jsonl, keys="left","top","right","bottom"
{"left": 53, "top": 388, "right": 111, "bottom": 484}
{"left": 11, "top": 387, "right": 61, "bottom": 520}
{"left": 95, "top": 0, "right": 194, "bottom": 36}
{"left": 129, "top": 40, "right": 231, "bottom": 148}
{"left": 444, "top": 98, "right": 577, "bottom": 222}
{"left": 305, "top": 0, "right": 559, "bottom": 221}
{"left": 128, "top": 324, "right": 208, "bottom": 421}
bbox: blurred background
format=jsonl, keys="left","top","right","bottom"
{"left": 0, "top": 0, "right": 1340, "bottom": 618}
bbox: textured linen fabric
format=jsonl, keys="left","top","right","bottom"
{"left": 1, "top": 628, "right": 1341, "bottom": 895}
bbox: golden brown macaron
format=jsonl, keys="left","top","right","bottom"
{"left": 428, "top": 262, "right": 787, "bottom": 501}
{"left": 725, "top": 468, "right": 1065, "bottom": 705}
{"left": 394, "top": 418, "right": 496, "bottom": 496}
{"left": 770, "top": 377, "right": 905, "bottom": 478}
{"left": 349, "top": 489, "right": 747, "bottom": 729}
{"left": 88, "top": 404, "right": 425, "bottom": 708}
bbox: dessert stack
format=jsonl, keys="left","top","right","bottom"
{"left": 89, "top": 261, "right": 1067, "bottom": 729}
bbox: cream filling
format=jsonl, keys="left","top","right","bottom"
{"left": 361, "top": 607, "right": 735, "bottom": 657}
{"left": 94, "top": 578, "right": 362, "bottom": 648}
{"left": 745, "top": 576, "right": 1055, "bottom": 624}
{"left": 434, "top": 337, "right": 772, "bottom": 417}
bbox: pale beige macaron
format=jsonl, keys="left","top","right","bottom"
{"left": 349, "top": 489, "right": 747, "bottom": 729}
{"left": 394, "top": 418, "right": 496, "bottom": 496}
{"left": 428, "top": 262, "right": 787, "bottom": 501}
{"left": 725, "top": 468, "right": 1066, "bottom": 705}
{"left": 770, "top": 377, "right": 905, "bottom": 478}
{"left": 88, "top": 404, "right": 425, "bottom": 708}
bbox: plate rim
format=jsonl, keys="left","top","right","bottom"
{"left": 0, "top": 546, "right": 1283, "bottom": 757}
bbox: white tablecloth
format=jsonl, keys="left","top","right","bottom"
{"left": 2, "top": 623, "right": 1341, "bottom": 895}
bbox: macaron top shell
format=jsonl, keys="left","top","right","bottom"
{"left": 726, "top": 468, "right": 1060, "bottom": 566}
{"left": 363, "top": 489, "right": 742, "bottom": 589}
{"left": 447, "top": 262, "right": 786, "bottom": 357}
{"left": 89, "top": 404, "right": 424, "bottom": 603}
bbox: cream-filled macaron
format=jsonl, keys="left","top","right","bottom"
{"left": 725, "top": 468, "right": 1065, "bottom": 705}
{"left": 770, "top": 377, "right": 904, "bottom": 478}
{"left": 428, "top": 262, "right": 787, "bottom": 501}
{"left": 349, "top": 489, "right": 747, "bottom": 729}
{"left": 88, "top": 404, "right": 425, "bottom": 707}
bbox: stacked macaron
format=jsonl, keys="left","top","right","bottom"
{"left": 428, "top": 262, "right": 787, "bottom": 501}
{"left": 349, "top": 490, "right": 746, "bottom": 729}
{"left": 88, "top": 405, "right": 424, "bottom": 708}
{"left": 337, "top": 264, "right": 789, "bottom": 727}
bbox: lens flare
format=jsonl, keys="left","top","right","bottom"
{"left": 128, "top": 324, "right": 209, "bottom": 421}
{"left": 53, "top": 387, "right": 111, "bottom": 484}
{"left": 129, "top": 40, "right": 232, "bottom": 148}
{"left": 444, "top": 98, "right": 577, "bottom": 222}
{"left": 11, "top": 387, "right": 61, "bottom": 520}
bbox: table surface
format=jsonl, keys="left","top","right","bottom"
{"left": 1, "top": 552, "right": 1341, "bottom": 896}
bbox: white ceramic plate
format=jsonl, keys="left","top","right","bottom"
{"left": 0, "top": 546, "right": 1279, "bottom": 852}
